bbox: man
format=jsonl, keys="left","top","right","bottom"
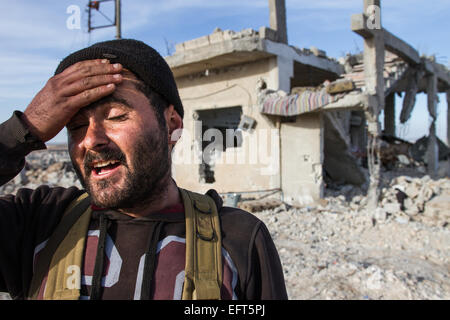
{"left": 0, "top": 39, "right": 287, "bottom": 300}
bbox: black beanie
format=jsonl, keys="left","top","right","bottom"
{"left": 54, "top": 39, "right": 184, "bottom": 118}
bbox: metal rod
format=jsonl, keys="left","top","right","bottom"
{"left": 88, "top": 3, "right": 92, "bottom": 32}
{"left": 89, "top": 24, "right": 116, "bottom": 30}
{"left": 115, "top": 0, "right": 121, "bottom": 39}
{"left": 97, "top": 8, "right": 114, "bottom": 24}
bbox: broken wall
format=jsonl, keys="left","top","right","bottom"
{"left": 172, "top": 57, "right": 281, "bottom": 194}
{"left": 280, "top": 113, "right": 324, "bottom": 205}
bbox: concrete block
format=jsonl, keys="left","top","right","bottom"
{"left": 175, "top": 42, "right": 185, "bottom": 53}
{"left": 183, "top": 35, "right": 211, "bottom": 51}
{"left": 424, "top": 195, "right": 450, "bottom": 217}
{"left": 222, "top": 30, "right": 236, "bottom": 41}
{"left": 209, "top": 31, "right": 224, "bottom": 44}
{"left": 310, "top": 46, "right": 327, "bottom": 58}
{"left": 240, "top": 28, "right": 256, "bottom": 38}
{"left": 405, "top": 184, "right": 420, "bottom": 199}
{"left": 383, "top": 202, "right": 401, "bottom": 214}
{"left": 326, "top": 80, "right": 355, "bottom": 94}
{"left": 374, "top": 207, "right": 387, "bottom": 221}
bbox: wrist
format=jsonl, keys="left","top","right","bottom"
{"left": 16, "top": 111, "right": 47, "bottom": 147}
{"left": 20, "top": 111, "right": 46, "bottom": 143}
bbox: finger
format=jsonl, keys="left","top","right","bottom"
{"left": 60, "top": 73, "right": 123, "bottom": 97}
{"left": 59, "top": 59, "right": 110, "bottom": 76}
{"left": 66, "top": 83, "right": 116, "bottom": 111}
{"left": 60, "top": 60, "right": 123, "bottom": 85}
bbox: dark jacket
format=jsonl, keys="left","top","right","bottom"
{"left": 0, "top": 111, "right": 288, "bottom": 300}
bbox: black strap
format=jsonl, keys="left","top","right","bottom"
{"left": 90, "top": 213, "right": 109, "bottom": 300}
{"left": 140, "top": 221, "right": 164, "bottom": 300}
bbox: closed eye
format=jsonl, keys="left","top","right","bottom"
{"left": 107, "top": 114, "right": 128, "bottom": 121}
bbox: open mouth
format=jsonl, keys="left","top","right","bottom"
{"left": 91, "top": 160, "right": 122, "bottom": 177}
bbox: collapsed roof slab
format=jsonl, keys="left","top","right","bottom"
{"left": 319, "top": 92, "right": 368, "bottom": 113}
{"left": 165, "top": 27, "right": 343, "bottom": 80}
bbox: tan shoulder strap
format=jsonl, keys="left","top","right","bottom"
{"left": 179, "top": 188, "right": 223, "bottom": 300}
{"left": 28, "top": 192, "right": 92, "bottom": 300}
{"left": 29, "top": 189, "right": 222, "bottom": 300}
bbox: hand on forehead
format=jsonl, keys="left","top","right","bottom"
{"left": 66, "top": 67, "right": 143, "bottom": 123}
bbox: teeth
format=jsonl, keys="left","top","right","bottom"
{"left": 93, "top": 160, "right": 119, "bottom": 168}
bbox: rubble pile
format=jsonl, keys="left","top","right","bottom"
{"left": 378, "top": 175, "right": 449, "bottom": 228}
{"left": 0, "top": 149, "right": 82, "bottom": 196}
{"left": 249, "top": 172, "right": 449, "bottom": 300}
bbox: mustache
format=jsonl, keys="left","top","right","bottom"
{"left": 83, "top": 148, "right": 127, "bottom": 173}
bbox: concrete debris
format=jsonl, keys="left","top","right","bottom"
{"left": 379, "top": 135, "right": 413, "bottom": 168}
{"left": 309, "top": 46, "right": 327, "bottom": 58}
{"left": 239, "top": 198, "right": 283, "bottom": 212}
{"left": 340, "top": 51, "right": 409, "bottom": 92}
{"left": 0, "top": 148, "right": 82, "bottom": 195}
{"left": 237, "top": 166, "right": 449, "bottom": 299}
{"left": 377, "top": 134, "right": 450, "bottom": 173}
{"left": 410, "top": 135, "right": 450, "bottom": 164}
{"left": 326, "top": 79, "right": 355, "bottom": 94}
{"left": 379, "top": 175, "right": 450, "bottom": 228}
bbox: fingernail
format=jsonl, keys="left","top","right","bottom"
{"left": 113, "top": 63, "right": 121, "bottom": 69}
{"left": 107, "top": 83, "right": 114, "bottom": 88}
{"left": 113, "top": 74, "right": 121, "bottom": 79}
{"left": 101, "top": 59, "right": 108, "bottom": 63}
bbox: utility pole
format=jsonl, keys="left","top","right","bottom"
{"left": 87, "top": 0, "right": 121, "bottom": 39}
{"left": 115, "top": 0, "right": 121, "bottom": 39}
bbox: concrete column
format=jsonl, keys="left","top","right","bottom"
{"left": 363, "top": 31, "right": 384, "bottom": 211}
{"left": 384, "top": 93, "right": 396, "bottom": 136}
{"left": 268, "top": 0, "right": 288, "bottom": 44}
{"left": 426, "top": 73, "right": 438, "bottom": 177}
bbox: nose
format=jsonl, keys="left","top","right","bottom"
{"left": 82, "top": 120, "right": 110, "bottom": 150}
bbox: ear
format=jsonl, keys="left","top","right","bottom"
{"left": 164, "top": 104, "right": 183, "bottom": 146}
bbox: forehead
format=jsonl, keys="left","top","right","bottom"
{"left": 119, "top": 69, "right": 141, "bottom": 89}
{"left": 69, "top": 69, "right": 148, "bottom": 120}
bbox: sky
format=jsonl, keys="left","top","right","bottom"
{"left": 0, "top": 0, "right": 448, "bottom": 144}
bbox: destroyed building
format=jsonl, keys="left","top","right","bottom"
{"left": 165, "top": 0, "right": 450, "bottom": 207}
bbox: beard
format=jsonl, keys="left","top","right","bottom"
{"left": 71, "top": 126, "right": 171, "bottom": 210}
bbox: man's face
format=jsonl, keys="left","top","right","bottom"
{"left": 67, "top": 70, "right": 171, "bottom": 210}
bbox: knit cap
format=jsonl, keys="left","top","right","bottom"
{"left": 54, "top": 39, "right": 184, "bottom": 118}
